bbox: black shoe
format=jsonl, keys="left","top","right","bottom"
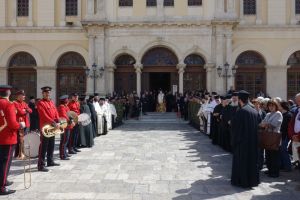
{"left": 47, "top": 162, "right": 60, "bottom": 167}
{"left": 74, "top": 148, "right": 81, "bottom": 152}
{"left": 68, "top": 150, "right": 76, "bottom": 154}
{"left": 38, "top": 167, "right": 49, "bottom": 172}
{"left": 268, "top": 174, "right": 279, "bottom": 178}
{"left": 264, "top": 171, "right": 269, "bottom": 175}
{"left": 0, "top": 188, "right": 16, "bottom": 195}
{"left": 60, "top": 157, "right": 70, "bottom": 160}
{"left": 66, "top": 154, "right": 71, "bottom": 157}
{"left": 5, "top": 181, "right": 13, "bottom": 187}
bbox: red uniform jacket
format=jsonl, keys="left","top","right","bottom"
{"left": 57, "top": 104, "right": 73, "bottom": 130}
{"left": 13, "top": 100, "right": 32, "bottom": 128}
{"left": 0, "top": 98, "right": 21, "bottom": 145}
{"left": 68, "top": 101, "right": 80, "bottom": 115}
{"left": 37, "top": 99, "right": 59, "bottom": 129}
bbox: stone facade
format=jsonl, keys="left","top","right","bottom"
{"left": 0, "top": 0, "right": 300, "bottom": 100}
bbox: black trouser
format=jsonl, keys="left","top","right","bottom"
{"left": 266, "top": 150, "right": 280, "bottom": 177}
{"left": 0, "top": 145, "right": 15, "bottom": 190}
{"left": 68, "top": 124, "right": 79, "bottom": 150}
{"left": 37, "top": 135, "right": 55, "bottom": 169}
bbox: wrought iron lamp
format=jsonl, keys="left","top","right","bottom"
{"left": 217, "top": 62, "right": 237, "bottom": 92}
{"left": 85, "top": 63, "right": 105, "bottom": 94}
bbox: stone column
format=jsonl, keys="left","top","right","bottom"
{"left": 291, "top": 0, "right": 297, "bottom": 25}
{"left": 78, "top": 0, "right": 82, "bottom": 19}
{"left": 86, "top": 35, "right": 96, "bottom": 95}
{"left": 256, "top": 0, "right": 262, "bottom": 24}
{"left": 239, "top": 0, "right": 245, "bottom": 24}
{"left": 27, "top": 0, "right": 33, "bottom": 26}
{"left": 0, "top": 0, "right": 6, "bottom": 26}
{"left": 204, "top": 63, "right": 215, "bottom": 93}
{"left": 11, "top": 0, "right": 17, "bottom": 26}
{"left": 106, "top": 65, "right": 116, "bottom": 94}
{"left": 177, "top": 63, "right": 186, "bottom": 94}
{"left": 266, "top": 65, "right": 290, "bottom": 100}
{"left": 60, "top": 0, "right": 66, "bottom": 26}
{"left": 96, "top": 0, "right": 106, "bottom": 19}
{"left": 227, "top": 0, "right": 236, "bottom": 17}
{"left": 0, "top": 67, "right": 7, "bottom": 84}
{"left": 86, "top": 0, "right": 95, "bottom": 18}
{"left": 36, "top": 67, "right": 57, "bottom": 101}
{"left": 215, "top": 26, "right": 225, "bottom": 94}
{"left": 225, "top": 32, "right": 234, "bottom": 91}
{"left": 95, "top": 29, "right": 106, "bottom": 95}
{"left": 215, "top": 0, "right": 225, "bottom": 18}
{"left": 134, "top": 63, "right": 143, "bottom": 97}
{"left": 157, "top": 0, "right": 164, "bottom": 17}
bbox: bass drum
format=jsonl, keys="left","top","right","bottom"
{"left": 24, "top": 131, "right": 40, "bottom": 158}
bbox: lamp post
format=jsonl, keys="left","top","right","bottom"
{"left": 217, "top": 62, "right": 237, "bottom": 92}
{"left": 85, "top": 63, "right": 105, "bottom": 94}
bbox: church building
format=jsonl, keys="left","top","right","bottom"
{"left": 0, "top": 0, "right": 300, "bottom": 100}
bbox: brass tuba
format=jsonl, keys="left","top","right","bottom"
{"left": 41, "top": 118, "right": 68, "bottom": 138}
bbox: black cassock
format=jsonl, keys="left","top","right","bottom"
{"left": 231, "top": 104, "right": 260, "bottom": 188}
{"left": 87, "top": 102, "right": 98, "bottom": 137}
{"left": 220, "top": 105, "right": 232, "bottom": 152}
{"left": 78, "top": 103, "right": 94, "bottom": 147}
{"left": 211, "top": 104, "right": 222, "bottom": 145}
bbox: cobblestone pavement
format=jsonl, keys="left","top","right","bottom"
{"left": 2, "top": 113, "right": 300, "bottom": 200}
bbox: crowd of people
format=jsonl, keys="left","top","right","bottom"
{"left": 190, "top": 89, "right": 300, "bottom": 188}
{"left": 0, "top": 85, "right": 119, "bottom": 195}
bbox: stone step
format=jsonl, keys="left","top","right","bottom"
{"left": 125, "top": 112, "right": 188, "bottom": 124}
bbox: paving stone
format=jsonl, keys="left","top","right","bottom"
{"left": 4, "top": 113, "right": 300, "bottom": 200}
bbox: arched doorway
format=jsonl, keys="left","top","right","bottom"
{"left": 141, "top": 47, "right": 179, "bottom": 92}
{"left": 183, "top": 54, "right": 206, "bottom": 92}
{"left": 114, "top": 54, "right": 136, "bottom": 94}
{"left": 287, "top": 51, "right": 300, "bottom": 99}
{"left": 8, "top": 52, "right": 37, "bottom": 100}
{"left": 235, "top": 51, "right": 266, "bottom": 97}
{"left": 57, "top": 52, "right": 87, "bottom": 99}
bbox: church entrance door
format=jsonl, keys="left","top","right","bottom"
{"left": 149, "top": 72, "right": 171, "bottom": 92}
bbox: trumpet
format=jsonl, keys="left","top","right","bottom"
{"left": 41, "top": 118, "right": 68, "bottom": 138}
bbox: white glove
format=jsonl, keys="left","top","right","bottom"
{"left": 20, "top": 122, "right": 26, "bottom": 129}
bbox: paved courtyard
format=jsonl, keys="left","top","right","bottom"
{"left": 2, "top": 113, "right": 300, "bottom": 200}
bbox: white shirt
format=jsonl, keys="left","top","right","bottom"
{"left": 294, "top": 109, "right": 300, "bottom": 133}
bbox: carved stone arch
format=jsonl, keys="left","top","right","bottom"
{"left": 111, "top": 48, "right": 138, "bottom": 66}
{"left": 182, "top": 47, "right": 209, "bottom": 64}
{"left": 0, "top": 44, "right": 44, "bottom": 67}
{"left": 57, "top": 51, "right": 86, "bottom": 68}
{"left": 138, "top": 40, "right": 181, "bottom": 63}
{"left": 232, "top": 43, "right": 273, "bottom": 66}
{"left": 280, "top": 44, "right": 300, "bottom": 65}
{"left": 141, "top": 47, "right": 179, "bottom": 66}
{"left": 235, "top": 50, "right": 266, "bottom": 67}
{"left": 49, "top": 44, "right": 88, "bottom": 68}
{"left": 114, "top": 54, "right": 136, "bottom": 66}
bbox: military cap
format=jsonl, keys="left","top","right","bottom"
{"left": 0, "top": 85, "right": 12, "bottom": 92}
{"left": 41, "top": 86, "right": 52, "bottom": 92}
{"left": 59, "top": 95, "right": 69, "bottom": 100}
{"left": 15, "top": 90, "right": 25, "bottom": 96}
{"left": 71, "top": 92, "right": 79, "bottom": 97}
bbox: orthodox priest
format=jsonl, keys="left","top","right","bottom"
{"left": 231, "top": 90, "right": 260, "bottom": 188}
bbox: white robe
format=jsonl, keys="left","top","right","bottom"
{"left": 94, "top": 102, "right": 108, "bottom": 134}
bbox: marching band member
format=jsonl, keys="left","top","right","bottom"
{"left": 67, "top": 93, "right": 81, "bottom": 154}
{"left": 13, "top": 90, "right": 32, "bottom": 159}
{"left": 0, "top": 85, "right": 25, "bottom": 195}
{"left": 37, "top": 86, "right": 60, "bottom": 172}
{"left": 57, "top": 95, "right": 74, "bottom": 160}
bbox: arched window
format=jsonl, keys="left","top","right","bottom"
{"left": 57, "top": 52, "right": 86, "bottom": 99}
{"left": 8, "top": 52, "right": 37, "bottom": 99}
{"left": 66, "top": 0, "right": 78, "bottom": 16}
{"left": 142, "top": 47, "right": 178, "bottom": 66}
{"left": 243, "top": 0, "right": 256, "bottom": 15}
{"left": 287, "top": 51, "right": 300, "bottom": 99}
{"left": 184, "top": 54, "right": 206, "bottom": 92}
{"left": 17, "top": 0, "right": 29, "bottom": 16}
{"left": 114, "top": 54, "right": 136, "bottom": 93}
{"left": 235, "top": 51, "right": 266, "bottom": 97}
{"left": 114, "top": 54, "right": 136, "bottom": 66}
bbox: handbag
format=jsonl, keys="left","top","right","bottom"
{"left": 258, "top": 127, "right": 282, "bottom": 151}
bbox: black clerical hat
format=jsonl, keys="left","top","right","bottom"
{"left": 232, "top": 92, "right": 238, "bottom": 97}
{"left": 79, "top": 95, "right": 86, "bottom": 101}
{"left": 220, "top": 96, "right": 226, "bottom": 100}
{"left": 225, "top": 94, "right": 232, "bottom": 100}
{"left": 214, "top": 95, "right": 220, "bottom": 99}
{"left": 238, "top": 90, "right": 250, "bottom": 100}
